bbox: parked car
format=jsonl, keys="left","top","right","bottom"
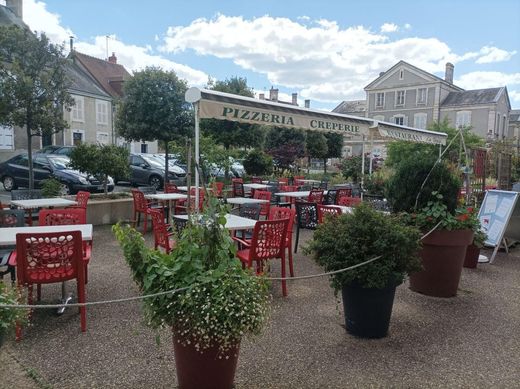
{"left": 0, "top": 153, "right": 114, "bottom": 194}
{"left": 118, "top": 153, "right": 186, "bottom": 190}
{"left": 50, "top": 146, "right": 75, "bottom": 157}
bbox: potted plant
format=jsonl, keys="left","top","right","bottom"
{"left": 406, "top": 192, "right": 475, "bottom": 297}
{"left": 113, "top": 195, "right": 270, "bottom": 389}
{"left": 307, "top": 204, "right": 421, "bottom": 338}
{"left": 0, "top": 283, "right": 27, "bottom": 348}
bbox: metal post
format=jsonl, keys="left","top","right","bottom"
{"left": 361, "top": 135, "right": 365, "bottom": 188}
{"left": 369, "top": 134, "right": 374, "bottom": 176}
{"left": 194, "top": 102, "right": 200, "bottom": 212}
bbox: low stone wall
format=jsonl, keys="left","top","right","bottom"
{"left": 86, "top": 198, "right": 134, "bottom": 226}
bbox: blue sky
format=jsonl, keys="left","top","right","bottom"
{"left": 19, "top": 0, "right": 520, "bottom": 110}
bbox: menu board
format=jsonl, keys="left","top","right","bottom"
{"left": 478, "top": 190, "right": 519, "bottom": 262}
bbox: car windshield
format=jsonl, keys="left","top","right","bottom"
{"left": 47, "top": 156, "right": 71, "bottom": 170}
{"left": 141, "top": 155, "right": 164, "bottom": 168}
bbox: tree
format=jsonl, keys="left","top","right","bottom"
{"left": 243, "top": 149, "right": 273, "bottom": 176}
{"left": 0, "top": 25, "right": 74, "bottom": 189}
{"left": 69, "top": 144, "right": 130, "bottom": 195}
{"left": 202, "top": 76, "right": 264, "bottom": 150}
{"left": 265, "top": 127, "right": 306, "bottom": 172}
{"left": 324, "top": 132, "right": 343, "bottom": 173}
{"left": 305, "top": 131, "right": 328, "bottom": 173}
{"left": 116, "top": 67, "right": 192, "bottom": 183}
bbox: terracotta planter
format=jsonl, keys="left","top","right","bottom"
{"left": 173, "top": 332, "right": 240, "bottom": 389}
{"left": 410, "top": 229, "right": 473, "bottom": 298}
{"left": 463, "top": 244, "right": 480, "bottom": 269}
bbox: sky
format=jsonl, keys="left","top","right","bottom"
{"left": 14, "top": 0, "right": 520, "bottom": 110}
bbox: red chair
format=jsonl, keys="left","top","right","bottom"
{"left": 278, "top": 178, "right": 289, "bottom": 186}
{"left": 232, "top": 177, "right": 244, "bottom": 184}
{"left": 16, "top": 230, "right": 87, "bottom": 339}
{"left": 232, "top": 182, "right": 245, "bottom": 198}
{"left": 150, "top": 209, "right": 175, "bottom": 254}
{"left": 253, "top": 190, "right": 272, "bottom": 218}
{"left": 236, "top": 218, "right": 289, "bottom": 296}
{"left": 308, "top": 189, "right": 324, "bottom": 204}
{"left": 251, "top": 177, "right": 262, "bottom": 184}
{"left": 317, "top": 204, "right": 342, "bottom": 223}
{"left": 269, "top": 206, "right": 296, "bottom": 277}
{"left": 131, "top": 189, "right": 153, "bottom": 233}
{"left": 293, "top": 176, "right": 305, "bottom": 187}
{"left": 336, "top": 188, "right": 352, "bottom": 205}
{"left": 279, "top": 185, "right": 298, "bottom": 206}
{"left": 212, "top": 181, "right": 225, "bottom": 198}
{"left": 175, "top": 188, "right": 204, "bottom": 214}
{"left": 337, "top": 196, "right": 362, "bottom": 207}
{"left": 69, "top": 191, "right": 90, "bottom": 209}
{"left": 164, "top": 183, "right": 178, "bottom": 193}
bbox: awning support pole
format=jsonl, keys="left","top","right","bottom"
{"left": 194, "top": 102, "right": 200, "bottom": 212}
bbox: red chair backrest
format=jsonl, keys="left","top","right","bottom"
{"left": 269, "top": 206, "right": 295, "bottom": 234}
{"left": 248, "top": 219, "right": 289, "bottom": 261}
{"left": 212, "top": 182, "right": 224, "bottom": 197}
{"left": 149, "top": 209, "right": 172, "bottom": 253}
{"left": 317, "top": 205, "right": 342, "bottom": 223}
{"left": 232, "top": 182, "right": 245, "bottom": 197}
{"left": 16, "top": 231, "right": 84, "bottom": 285}
{"left": 39, "top": 208, "right": 86, "bottom": 226}
{"left": 293, "top": 176, "right": 305, "bottom": 186}
{"left": 75, "top": 191, "right": 91, "bottom": 209}
{"left": 280, "top": 185, "right": 298, "bottom": 192}
{"left": 131, "top": 189, "right": 148, "bottom": 213}
{"left": 337, "top": 196, "right": 362, "bottom": 207}
{"left": 164, "top": 183, "right": 178, "bottom": 193}
{"left": 232, "top": 177, "right": 243, "bottom": 184}
{"left": 278, "top": 178, "right": 289, "bottom": 185}
{"left": 251, "top": 177, "right": 262, "bottom": 184}
{"left": 336, "top": 188, "right": 352, "bottom": 204}
{"left": 308, "top": 189, "right": 324, "bottom": 204}
{"left": 253, "top": 190, "right": 272, "bottom": 216}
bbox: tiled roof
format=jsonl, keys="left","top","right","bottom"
{"left": 442, "top": 87, "right": 503, "bottom": 107}
{"left": 332, "top": 100, "right": 366, "bottom": 114}
{"left": 72, "top": 51, "right": 131, "bottom": 97}
{"left": 65, "top": 61, "right": 111, "bottom": 98}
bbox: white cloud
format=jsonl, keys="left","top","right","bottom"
{"left": 380, "top": 23, "right": 399, "bottom": 33}
{"left": 475, "top": 46, "right": 516, "bottom": 64}
{"left": 455, "top": 71, "right": 520, "bottom": 89}
{"left": 509, "top": 90, "right": 520, "bottom": 104}
{"left": 23, "top": 0, "right": 208, "bottom": 85}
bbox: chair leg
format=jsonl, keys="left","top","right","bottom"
{"left": 287, "top": 241, "right": 294, "bottom": 277}
{"left": 281, "top": 254, "right": 287, "bottom": 297}
{"left": 77, "top": 280, "right": 86, "bottom": 332}
{"left": 294, "top": 226, "right": 300, "bottom": 253}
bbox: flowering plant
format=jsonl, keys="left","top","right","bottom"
{"left": 0, "top": 283, "right": 28, "bottom": 339}
{"left": 113, "top": 195, "right": 270, "bottom": 354}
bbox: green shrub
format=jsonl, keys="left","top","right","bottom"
{"left": 0, "top": 283, "right": 28, "bottom": 338}
{"left": 386, "top": 159, "right": 461, "bottom": 213}
{"left": 41, "top": 177, "right": 63, "bottom": 197}
{"left": 243, "top": 149, "right": 273, "bottom": 176}
{"left": 307, "top": 204, "right": 421, "bottom": 291}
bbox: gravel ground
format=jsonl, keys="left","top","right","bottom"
{"left": 1, "top": 226, "right": 519, "bottom": 388}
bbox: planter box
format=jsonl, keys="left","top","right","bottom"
{"left": 86, "top": 197, "right": 134, "bottom": 226}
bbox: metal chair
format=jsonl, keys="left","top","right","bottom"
{"left": 11, "top": 189, "right": 42, "bottom": 226}
{"left": 232, "top": 182, "right": 245, "bottom": 198}
{"left": 236, "top": 218, "right": 290, "bottom": 296}
{"left": 16, "top": 230, "right": 87, "bottom": 340}
{"left": 0, "top": 209, "right": 25, "bottom": 283}
{"left": 294, "top": 201, "right": 318, "bottom": 253}
{"left": 323, "top": 189, "right": 337, "bottom": 205}
{"left": 239, "top": 203, "right": 261, "bottom": 221}
{"left": 317, "top": 204, "right": 342, "bottom": 224}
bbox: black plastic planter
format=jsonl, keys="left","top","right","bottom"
{"left": 341, "top": 281, "right": 398, "bottom": 338}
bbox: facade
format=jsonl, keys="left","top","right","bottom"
{"left": 334, "top": 61, "right": 512, "bottom": 142}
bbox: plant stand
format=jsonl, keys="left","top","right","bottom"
{"left": 341, "top": 281, "right": 398, "bottom": 338}
{"left": 173, "top": 333, "right": 240, "bottom": 389}
{"left": 410, "top": 229, "right": 473, "bottom": 297}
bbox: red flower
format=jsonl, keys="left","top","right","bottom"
{"left": 457, "top": 214, "right": 469, "bottom": 222}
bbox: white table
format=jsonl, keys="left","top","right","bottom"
{"left": 174, "top": 213, "right": 257, "bottom": 231}
{"left": 329, "top": 205, "right": 352, "bottom": 214}
{"left": 226, "top": 197, "right": 268, "bottom": 206}
{"left": 243, "top": 183, "right": 271, "bottom": 190}
{"left": 145, "top": 193, "right": 188, "bottom": 223}
{"left": 298, "top": 179, "right": 321, "bottom": 184}
{"left": 274, "top": 190, "right": 328, "bottom": 198}
{"left": 10, "top": 198, "right": 77, "bottom": 209}
{"left": 176, "top": 186, "right": 206, "bottom": 192}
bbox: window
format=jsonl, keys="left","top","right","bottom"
{"left": 141, "top": 143, "right": 148, "bottom": 153}
{"left": 0, "top": 125, "right": 14, "bottom": 150}
{"left": 130, "top": 155, "right": 144, "bottom": 166}
{"left": 417, "top": 88, "right": 427, "bottom": 105}
{"left": 71, "top": 95, "right": 84, "bottom": 122}
{"left": 71, "top": 129, "right": 85, "bottom": 146}
{"left": 373, "top": 115, "right": 385, "bottom": 122}
{"left": 96, "top": 100, "right": 109, "bottom": 125}
{"left": 414, "top": 113, "right": 427, "bottom": 129}
{"left": 375, "top": 92, "right": 385, "bottom": 108}
{"left": 96, "top": 131, "right": 109, "bottom": 145}
{"left": 455, "top": 111, "right": 471, "bottom": 128}
{"left": 393, "top": 115, "right": 407, "bottom": 126}
{"left": 399, "top": 69, "right": 404, "bottom": 80}
{"left": 395, "top": 90, "right": 405, "bottom": 106}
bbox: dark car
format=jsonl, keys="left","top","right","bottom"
{"left": 0, "top": 153, "right": 114, "bottom": 194}
{"left": 119, "top": 153, "right": 186, "bottom": 190}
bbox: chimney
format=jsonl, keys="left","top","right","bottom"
{"left": 6, "top": 0, "right": 23, "bottom": 20}
{"left": 292, "top": 93, "right": 298, "bottom": 105}
{"left": 69, "top": 36, "right": 74, "bottom": 53}
{"left": 304, "top": 99, "right": 310, "bottom": 108}
{"left": 108, "top": 52, "right": 117, "bottom": 64}
{"left": 269, "top": 87, "right": 278, "bottom": 102}
{"left": 259, "top": 93, "right": 265, "bottom": 100}
{"left": 445, "top": 62, "right": 454, "bottom": 84}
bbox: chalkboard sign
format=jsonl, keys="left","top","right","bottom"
{"left": 478, "top": 190, "right": 520, "bottom": 263}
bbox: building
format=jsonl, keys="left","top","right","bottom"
{"left": 259, "top": 87, "right": 311, "bottom": 108}
{"left": 334, "top": 61, "right": 512, "bottom": 141}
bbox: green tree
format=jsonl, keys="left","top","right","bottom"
{"left": 116, "top": 67, "right": 192, "bottom": 183}
{"left": 305, "top": 131, "right": 328, "bottom": 173}
{"left": 265, "top": 127, "right": 306, "bottom": 172}
{"left": 69, "top": 144, "right": 129, "bottom": 195}
{"left": 202, "top": 76, "right": 264, "bottom": 150}
{"left": 243, "top": 149, "right": 273, "bottom": 176}
{"left": 324, "top": 132, "right": 344, "bottom": 173}
{"left": 0, "top": 25, "right": 74, "bottom": 189}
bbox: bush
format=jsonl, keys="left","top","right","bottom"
{"left": 386, "top": 158, "right": 461, "bottom": 213}
{"left": 243, "top": 149, "right": 273, "bottom": 176}
{"left": 0, "top": 283, "right": 28, "bottom": 338}
{"left": 41, "top": 177, "right": 63, "bottom": 197}
{"left": 307, "top": 204, "right": 421, "bottom": 290}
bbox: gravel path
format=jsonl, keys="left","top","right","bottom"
{"left": 1, "top": 226, "right": 519, "bottom": 388}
